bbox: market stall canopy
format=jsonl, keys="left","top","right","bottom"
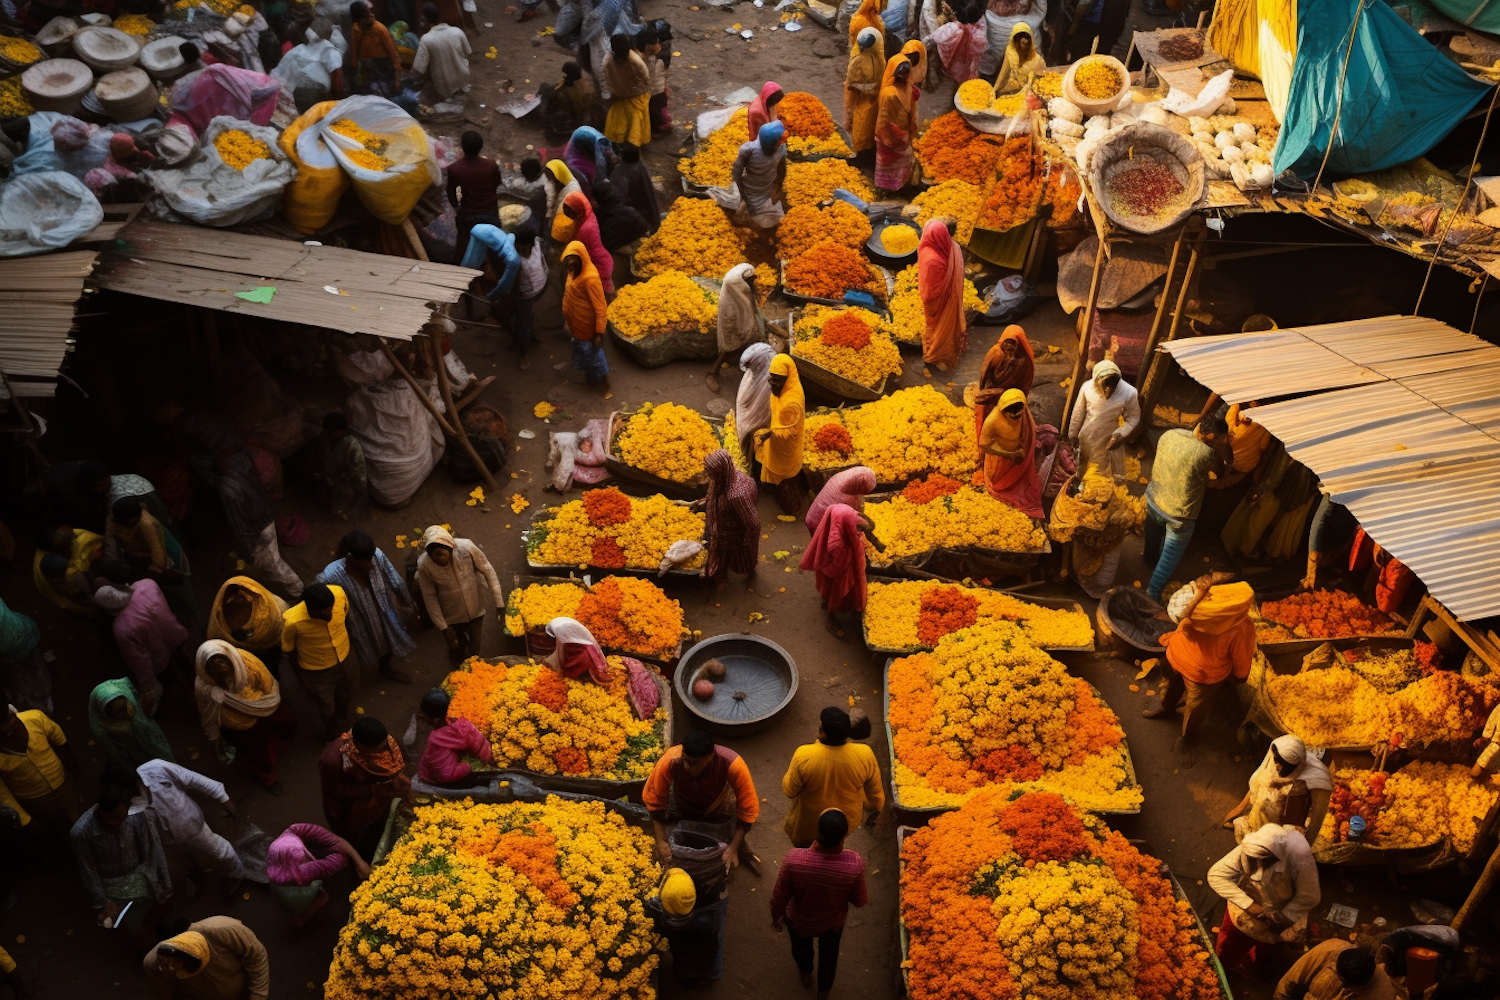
{"left": 90, "top": 221, "right": 480, "bottom": 341}
{"left": 0, "top": 250, "right": 101, "bottom": 398}
{"left": 1162, "top": 315, "right": 1500, "bottom": 621}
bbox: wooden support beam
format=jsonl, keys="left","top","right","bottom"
{"left": 1059, "top": 234, "right": 1110, "bottom": 434}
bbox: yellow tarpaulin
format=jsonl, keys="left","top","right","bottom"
{"left": 1208, "top": 0, "right": 1296, "bottom": 121}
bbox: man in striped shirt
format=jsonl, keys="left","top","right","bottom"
{"left": 770, "top": 809, "right": 868, "bottom": 999}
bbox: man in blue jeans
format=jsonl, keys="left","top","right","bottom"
{"left": 1143, "top": 416, "right": 1228, "bottom": 601}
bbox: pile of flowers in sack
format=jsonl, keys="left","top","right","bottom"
{"left": 901, "top": 790, "right": 1217, "bottom": 1000}
{"left": 888, "top": 622, "right": 1139, "bottom": 811}
{"left": 634, "top": 197, "right": 777, "bottom": 287}
{"left": 776, "top": 201, "right": 873, "bottom": 259}
{"left": 445, "top": 656, "right": 666, "bottom": 779}
{"left": 1261, "top": 641, "right": 1499, "bottom": 748}
{"left": 527, "top": 487, "right": 706, "bottom": 572}
{"left": 325, "top": 798, "right": 661, "bottom": 1000}
{"left": 791, "top": 306, "right": 903, "bottom": 388}
{"left": 865, "top": 578, "right": 1092, "bottom": 651}
{"left": 865, "top": 475, "right": 1047, "bottom": 564}
{"left": 783, "top": 240, "right": 887, "bottom": 302}
{"left": 801, "top": 386, "right": 973, "bottom": 482}
{"left": 887, "top": 262, "right": 984, "bottom": 345}
{"left": 612, "top": 402, "right": 721, "bottom": 484}
{"left": 610, "top": 273, "right": 718, "bottom": 341}
{"left": 504, "top": 578, "right": 686, "bottom": 661}
{"left": 785, "top": 158, "right": 874, "bottom": 207}
{"left": 213, "top": 129, "right": 275, "bottom": 171}
{"left": 1255, "top": 589, "right": 1402, "bottom": 641}
{"left": 1319, "top": 761, "right": 1500, "bottom": 854}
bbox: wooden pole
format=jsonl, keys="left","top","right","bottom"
{"left": 1454, "top": 841, "right": 1500, "bottom": 931}
{"left": 1059, "top": 234, "right": 1110, "bottom": 433}
{"left": 1122, "top": 228, "right": 1187, "bottom": 444}
{"left": 1136, "top": 227, "right": 1204, "bottom": 424}
{"left": 428, "top": 335, "right": 500, "bottom": 492}
{"left": 378, "top": 341, "right": 457, "bottom": 437}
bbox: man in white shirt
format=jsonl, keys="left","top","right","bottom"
{"left": 104, "top": 758, "right": 244, "bottom": 897}
{"left": 411, "top": 3, "right": 470, "bottom": 101}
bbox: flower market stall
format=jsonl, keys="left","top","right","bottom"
{"left": 897, "top": 790, "right": 1226, "bottom": 1000}
{"left": 863, "top": 476, "right": 1050, "bottom": 580}
{"left": 1312, "top": 760, "right": 1500, "bottom": 870}
{"left": 525, "top": 487, "right": 707, "bottom": 577}
{"left": 862, "top": 577, "right": 1092, "bottom": 655}
{"left": 604, "top": 403, "right": 724, "bottom": 500}
{"left": 798, "top": 386, "right": 974, "bottom": 489}
{"left": 606, "top": 272, "right": 723, "bottom": 368}
{"left": 885, "top": 622, "right": 1140, "bottom": 815}
{"left": 326, "top": 798, "right": 662, "bottom": 1000}
{"left": 780, "top": 243, "right": 892, "bottom": 309}
{"left": 503, "top": 576, "right": 689, "bottom": 665}
{"left": 886, "top": 262, "right": 984, "bottom": 347}
{"left": 633, "top": 197, "right": 778, "bottom": 288}
{"left": 1252, "top": 588, "right": 1405, "bottom": 654}
{"left": 788, "top": 305, "right": 903, "bottom": 401}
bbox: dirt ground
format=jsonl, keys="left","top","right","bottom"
{"left": 2, "top": 0, "right": 1497, "bottom": 997}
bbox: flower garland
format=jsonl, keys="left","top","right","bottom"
{"left": 529, "top": 489, "right": 706, "bottom": 571}
{"left": 1321, "top": 762, "right": 1500, "bottom": 854}
{"left": 635, "top": 197, "right": 777, "bottom": 288}
{"left": 610, "top": 272, "right": 718, "bottom": 340}
{"left": 888, "top": 624, "right": 1139, "bottom": 812}
{"left": 1257, "top": 589, "right": 1399, "bottom": 640}
{"left": 776, "top": 201, "right": 873, "bottom": 260}
{"left": 504, "top": 578, "right": 686, "bottom": 660}
{"left": 326, "top": 798, "right": 661, "bottom": 1000}
{"left": 612, "top": 402, "right": 721, "bottom": 484}
{"left": 443, "top": 657, "right": 666, "bottom": 779}
{"left": 887, "top": 262, "right": 984, "bottom": 345}
{"left": 900, "top": 789, "right": 1216, "bottom": 1000}
{"left": 866, "top": 484, "right": 1048, "bottom": 563}
{"left": 784, "top": 240, "right": 885, "bottom": 301}
{"left": 784, "top": 159, "right": 875, "bottom": 208}
{"left": 791, "top": 306, "right": 903, "bottom": 389}
{"left": 867, "top": 580, "right": 1093, "bottom": 650}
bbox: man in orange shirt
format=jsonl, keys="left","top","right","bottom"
{"left": 644, "top": 730, "right": 761, "bottom": 875}
{"left": 349, "top": 1, "right": 403, "bottom": 96}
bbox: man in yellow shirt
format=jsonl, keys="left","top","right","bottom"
{"left": 0, "top": 704, "right": 81, "bottom": 832}
{"left": 781, "top": 708, "right": 884, "bottom": 847}
{"left": 282, "top": 584, "right": 354, "bottom": 739}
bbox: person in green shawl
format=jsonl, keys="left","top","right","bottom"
{"left": 88, "top": 679, "right": 175, "bottom": 767}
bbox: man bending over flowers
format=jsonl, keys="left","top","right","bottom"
{"left": 644, "top": 729, "right": 761, "bottom": 875}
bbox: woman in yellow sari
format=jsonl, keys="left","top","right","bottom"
{"left": 845, "top": 28, "right": 885, "bottom": 155}
{"left": 874, "top": 54, "right": 917, "bottom": 193}
{"left": 195, "top": 639, "right": 294, "bottom": 792}
{"left": 753, "top": 354, "right": 806, "bottom": 514}
{"left": 849, "top": 0, "right": 885, "bottom": 44}
{"left": 208, "top": 576, "right": 288, "bottom": 676}
{"left": 993, "top": 22, "right": 1046, "bottom": 96}
{"left": 901, "top": 38, "right": 928, "bottom": 108}
{"left": 603, "top": 34, "right": 652, "bottom": 147}
{"left": 977, "top": 388, "right": 1043, "bottom": 517}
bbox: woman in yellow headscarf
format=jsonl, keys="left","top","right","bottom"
{"left": 753, "top": 354, "right": 806, "bottom": 514}
{"left": 874, "top": 54, "right": 917, "bottom": 193}
{"left": 993, "top": 22, "right": 1046, "bottom": 96}
{"left": 208, "top": 576, "right": 289, "bottom": 675}
{"left": 562, "top": 241, "right": 611, "bottom": 389}
{"left": 845, "top": 27, "right": 885, "bottom": 155}
{"left": 976, "top": 387, "right": 1043, "bottom": 517}
{"left": 901, "top": 38, "right": 928, "bottom": 101}
{"left": 849, "top": 0, "right": 885, "bottom": 44}
{"left": 543, "top": 160, "right": 582, "bottom": 236}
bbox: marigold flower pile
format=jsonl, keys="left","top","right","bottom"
{"left": 901, "top": 790, "right": 1216, "bottom": 1000}
{"left": 865, "top": 578, "right": 1093, "bottom": 651}
{"left": 957, "top": 79, "right": 1000, "bottom": 113}
{"left": 776, "top": 201, "right": 873, "bottom": 260}
{"left": 880, "top": 225, "right": 920, "bottom": 256}
{"left": 612, "top": 403, "right": 721, "bottom": 484}
{"left": 213, "top": 129, "right": 275, "bottom": 171}
{"left": 720, "top": 411, "right": 751, "bottom": 472}
{"left": 798, "top": 387, "right": 973, "bottom": 480}
{"left": 865, "top": 482, "right": 1047, "bottom": 563}
{"left": 1073, "top": 58, "right": 1124, "bottom": 101}
{"left": 112, "top": 13, "right": 155, "bottom": 35}
{"left": 325, "top": 797, "right": 661, "bottom": 1000}
{"left": 977, "top": 141, "right": 1043, "bottom": 232}
{"left": 529, "top": 488, "right": 706, "bottom": 571}
{"left": 609, "top": 272, "right": 717, "bottom": 340}
{"left": 444, "top": 657, "right": 666, "bottom": 779}
{"left": 1319, "top": 762, "right": 1500, "bottom": 854}
{"left": 887, "top": 262, "right": 983, "bottom": 345}
{"left": 0, "top": 35, "right": 41, "bottom": 64}
{"left": 1033, "top": 72, "right": 1063, "bottom": 98}
{"left": 792, "top": 306, "right": 903, "bottom": 389}
{"left": 915, "top": 113, "right": 1012, "bottom": 186}
{"left": 678, "top": 108, "right": 749, "bottom": 187}
{"left": 1256, "top": 589, "right": 1400, "bottom": 640}
{"left": 910, "top": 179, "right": 983, "bottom": 245}
{"left": 778, "top": 92, "right": 854, "bottom": 158}
{"left": 504, "top": 578, "right": 686, "bottom": 660}
{"left": 784, "top": 158, "right": 875, "bottom": 207}
{"left": 1044, "top": 162, "right": 1084, "bottom": 228}
{"left": 784, "top": 240, "right": 884, "bottom": 301}
{"left": 0, "top": 78, "right": 31, "bottom": 118}
{"left": 634, "top": 197, "right": 776, "bottom": 288}
{"left": 329, "top": 118, "right": 393, "bottom": 171}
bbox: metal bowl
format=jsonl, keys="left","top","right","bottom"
{"left": 674, "top": 633, "right": 798, "bottom": 735}
{"left": 1096, "top": 586, "right": 1167, "bottom": 658}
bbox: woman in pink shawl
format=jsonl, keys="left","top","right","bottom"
{"left": 929, "top": 5, "right": 987, "bottom": 83}
{"left": 806, "top": 466, "right": 877, "bottom": 535}
{"left": 800, "top": 503, "right": 874, "bottom": 636}
{"left": 703, "top": 449, "right": 760, "bottom": 582}
{"left": 747, "top": 81, "right": 784, "bottom": 142}
{"left": 543, "top": 617, "right": 611, "bottom": 683}
{"left": 552, "top": 190, "right": 615, "bottom": 294}
{"left": 93, "top": 560, "right": 188, "bottom": 715}
{"left": 416, "top": 688, "right": 493, "bottom": 786}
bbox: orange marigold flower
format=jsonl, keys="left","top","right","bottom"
{"left": 527, "top": 668, "right": 569, "bottom": 712}
{"left": 784, "top": 240, "right": 882, "bottom": 301}
{"left": 778, "top": 91, "right": 838, "bottom": 139}
{"left": 820, "top": 312, "right": 873, "bottom": 349}
{"left": 916, "top": 586, "right": 978, "bottom": 646}
{"left": 901, "top": 473, "right": 965, "bottom": 505}
{"left": 590, "top": 536, "right": 627, "bottom": 569}
{"left": 812, "top": 422, "right": 854, "bottom": 456}
{"left": 915, "top": 112, "right": 1012, "bottom": 186}
{"left": 582, "top": 487, "right": 632, "bottom": 527}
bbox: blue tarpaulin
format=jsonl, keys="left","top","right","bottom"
{"left": 1274, "top": 0, "right": 1491, "bottom": 180}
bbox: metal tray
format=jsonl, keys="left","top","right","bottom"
{"left": 861, "top": 575, "right": 1092, "bottom": 654}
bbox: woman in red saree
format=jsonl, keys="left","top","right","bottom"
{"left": 977, "top": 387, "right": 1042, "bottom": 517}
{"left": 973, "top": 325, "right": 1034, "bottom": 446}
{"left": 917, "top": 219, "right": 966, "bottom": 371}
{"left": 747, "top": 81, "right": 784, "bottom": 142}
{"left": 799, "top": 503, "right": 869, "bottom": 635}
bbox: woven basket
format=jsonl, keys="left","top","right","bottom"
{"left": 1088, "top": 122, "right": 1204, "bottom": 235}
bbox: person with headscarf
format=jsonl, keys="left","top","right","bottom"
{"left": 414, "top": 688, "right": 493, "bottom": 785}
{"left": 874, "top": 56, "right": 917, "bottom": 193}
{"left": 930, "top": 0, "right": 988, "bottom": 83}
{"left": 563, "top": 125, "right": 610, "bottom": 191}
{"left": 562, "top": 241, "right": 611, "bottom": 388}
{"left": 848, "top": 0, "right": 886, "bottom": 43}
{"left": 267, "top": 823, "right": 370, "bottom": 928}
{"left": 917, "top": 218, "right": 967, "bottom": 371}
{"left": 348, "top": 0, "right": 402, "bottom": 96}
{"left": 706, "top": 263, "right": 765, "bottom": 392}
{"left": 646, "top": 867, "right": 727, "bottom": 987}
{"left": 143, "top": 915, "right": 270, "bottom": 999}
{"left": 94, "top": 561, "right": 190, "bottom": 717}
{"left": 553, "top": 190, "right": 616, "bottom": 294}
{"left": 736, "top": 343, "right": 777, "bottom": 472}
{"left": 0, "top": 703, "right": 79, "bottom": 831}
{"left": 800, "top": 504, "right": 875, "bottom": 635}
{"left": 1220, "top": 401, "right": 1273, "bottom": 490}
{"left": 460, "top": 223, "right": 522, "bottom": 304}
{"left": 543, "top": 160, "right": 584, "bottom": 236}
{"left": 975, "top": 326, "right": 1035, "bottom": 431}
{"left": 33, "top": 525, "right": 102, "bottom": 616}
{"left": 541, "top": 617, "right": 612, "bottom": 683}
{"left": 0, "top": 598, "right": 50, "bottom": 714}
{"left": 701, "top": 449, "right": 760, "bottom": 583}
{"left": 194, "top": 640, "right": 292, "bottom": 792}
{"left": 992, "top": 21, "right": 1045, "bottom": 95}
{"left": 806, "top": 467, "right": 877, "bottom": 536}
{"left": 543, "top": 62, "right": 599, "bottom": 138}
{"left": 603, "top": 33, "right": 652, "bottom": 147}
{"left": 611, "top": 141, "right": 661, "bottom": 233}
{"left": 845, "top": 28, "right": 885, "bottom": 156}
{"left": 1224, "top": 735, "right": 1333, "bottom": 847}
{"left": 977, "top": 388, "right": 1043, "bottom": 517}
{"left": 746, "top": 81, "right": 785, "bottom": 142}
{"left": 732, "top": 122, "right": 788, "bottom": 232}
{"left": 754, "top": 355, "right": 807, "bottom": 515}
{"left": 1067, "top": 359, "right": 1141, "bottom": 480}
{"left": 316, "top": 530, "right": 415, "bottom": 685}
{"left": 1146, "top": 581, "right": 1256, "bottom": 766}
{"left": 88, "top": 679, "right": 173, "bottom": 768}
{"left": 1208, "top": 824, "right": 1320, "bottom": 972}
{"left": 319, "top": 716, "right": 409, "bottom": 861}
{"left": 592, "top": 178, "right": 650, "bottom": 250}
{"left": 208, "top": 576, "right": 287, "bottom": 677}
{"left": 901, "top": 37, "right": 928, "bottom": 107}
{"left": 415, "top": 525, "right": 503, "bottom": 661}
{"left": 106, "top": 496, "right": 196, "bottom": 623}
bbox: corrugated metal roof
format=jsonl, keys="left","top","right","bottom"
{"left": 0, "top": 251, "right": 99, "bottom": 397}
{"left": 1161, "top": 315, "right": 1500, "bottom": 621}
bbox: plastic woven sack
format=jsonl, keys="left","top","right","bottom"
{"left": 166, "top": 64, "right": 281, "bottom": 137}
{"left": 279, "top": 100, "right": 349, "bottom": 233}
{"left": 143, "top": 117, "right": 293, "bottom": 227}
{"left": 0, "top": 170, "right": 103, "bottom": 257}
{"left": 306, "top": 94, "right": 440, "bottom": 225}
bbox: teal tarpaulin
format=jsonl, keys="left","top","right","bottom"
{"left": 1273, "top": 0, "right": 1491, "bottom": 181}
{"left": 1422, "top": 0, "right": 1500, "bottom": 34}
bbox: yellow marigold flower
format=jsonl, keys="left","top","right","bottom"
{"left": 865, "top": 579, "right": 1093, "bottom": 650}
{"left": 612, "top": 402, "right": 721, "bottom": 484}
{"left": 865, "top": 484, "right": 1046, "bottom": 563}
{"left": 784, "top": 159, "right": 875, "bottom": 208}
{"left": 530, "top": 490, "right": 707, "bottom": 571}
{"left": 910, "top": 180, "right": 983, "bottom": 245}
{"left": 111, "top": 13, "right": 155, "bottom": 35}
{"left": 776, "top": 201, "right": 872, "bottom": 260}
{"left": 880, "top": 225, "right": 920, "bottom": 256}
{"left": 0, "top": 78, "right": 32, "bottom": 118}
{"left": 509, "top": 494, "right": 529, "bottom": 514}
{"left": 0, "top": 35, "right": 42, "bottom": 64}
{"left": 534, "top": 401, "right": 557, "bottom": 419}
{"left": 213, "top": 128, "right": 274, "bottom": 171}
{"left": 791, "top": 306, "right": 902, "bottom": 389}
{"left": 956, "top": 78, "right": 997, "bottom": 113}
{"left": 678, "top": 109, "right": 750, "bottom": 187}
{"left": 609, "top": 272, "right": 718, "bottom": 340}
{"left": 635, "top": 198, "right": 777, "bottom": 288}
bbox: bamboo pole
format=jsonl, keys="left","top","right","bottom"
{"left": 1059, "top": 234, "right": 1110, "bottom": 434}
{"left": 1123, "top": 228, "right": 1187, "bottom": 444}
{"left": 378, "top": 341, "right": 457, "bottom": 437}
{"left": 429, "top": 335, "right": 500, "bottom": 492}
{"left": 1454, "top": 841, "right": 1500, "bottom": 931}
{"left": 1135, "top": 228, "right": 1204, "bottom": 424}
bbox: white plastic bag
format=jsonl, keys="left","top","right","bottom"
{"left": 0, "top": 171, "right": 104, "bottom": 257}
{"left": 271, "top": 37, "right": 344, "bottom": 101}
{"left": 1159, "top": 69, "right": 1233, "bottom": 120}
{"left": 300, "top": 94, "right": 440, "bottom": 225}
{"left": 143, "top": 116, "right": 293, "bottom": 227}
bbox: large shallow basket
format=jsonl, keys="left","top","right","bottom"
{"left": 1089, "top": 122, "right": 1205, "bottom": 234}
